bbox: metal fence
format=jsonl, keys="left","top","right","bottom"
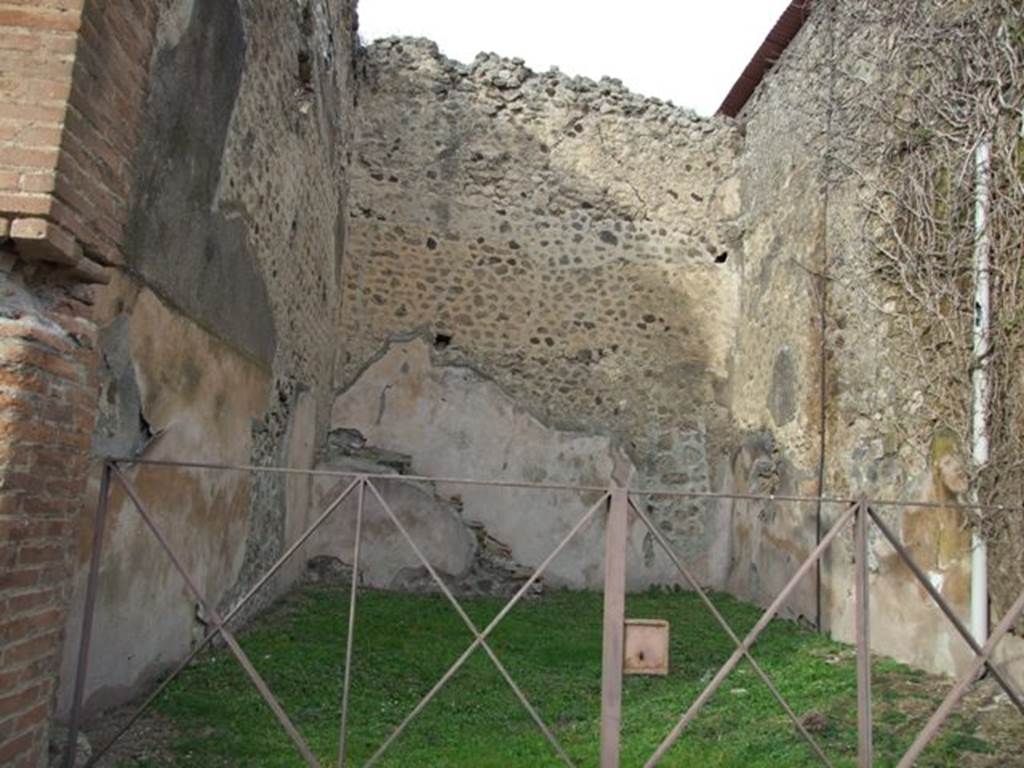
{"left": 64, "top": 458, "right": 1024, "bottom": 768}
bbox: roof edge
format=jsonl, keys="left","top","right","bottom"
{"left": 717, "top": 0, "right": 814, "bottom": 118}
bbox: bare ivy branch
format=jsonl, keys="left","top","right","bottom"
{"left": 823, "top": 0, "right": 1023, "bottom": 619}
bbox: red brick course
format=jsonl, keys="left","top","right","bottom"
{"left": 0, "top": 1, "right": 158, "bottom": 764}
{"left": 0, "top": 276, "right": 99, "bottom": 767}
{"left": 1, "top": 0, "right": 159, "bottom": 267}
{"left": 51, "top": 0, "right": 160, "bottom": 265}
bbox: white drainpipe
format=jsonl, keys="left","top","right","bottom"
{"left": 970, "top": 137, "right": 991, "bottom": 645}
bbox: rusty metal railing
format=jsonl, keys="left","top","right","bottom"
{"left": 635, "top": 497, "right": 1024, "bottom": 768}
{"left": 63, "top": 458, "right": 1024, "bottom": 768}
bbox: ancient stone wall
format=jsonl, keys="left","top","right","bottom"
{"left": 335, "top": 0, "right": 1021, "bottom": 695}
{"left": 724, "top": 3, "right": 830, "bottom": 630}
{"left": 329, "top": 340, "right": 683, "bottom": 591}
{"left": 336, "top": 39, "right": 742, "bottom": 587}
{"left": 5, "top": 2, "right": 1020, "bottom": 759}
{"left": 730, "top": 1, "right": 1023, "bottom": 683}
{"left": 47, "top": 0, "right": 362, "bottom": 725}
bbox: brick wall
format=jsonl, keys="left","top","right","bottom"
{"left": 54, "top": 0, "right": 159, "bottom": 265}
{"left": 0, "top": 0, "right": 158, "bottom": 268}
{"left": 0, "top": 250, "right": 98, "bottom": 767}
{"left": 0, "top": 1, "right": 81, "bottom": 258}
{"left": 0, "top": 1, "right": 156, "bottom": 765}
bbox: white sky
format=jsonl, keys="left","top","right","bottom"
{"left": 358, "top": 1, "right": 792, "bottom": 116}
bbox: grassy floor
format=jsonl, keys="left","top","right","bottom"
{"left": 128, "top": 587, "right": 1020, "bottom": 767}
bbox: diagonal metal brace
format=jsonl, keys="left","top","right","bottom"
{"left": 644, "top": 502, "right": 858, "bottom": 767}
{"left": 363, "top": 480, "right": 609, "bottom": 768}
{"left": 84, "top": 472, "right": 362, "bottom": 767}
{"left": 111, "top": 465, "right": 324, "bottom": 767}
{"left": 630, "top": 497, "right": 834, "bottom": 768}
{"left": 897, "top": 584, "right": 1024, "bottom": 767}
{"left": 868, "top": 507, "right": 1024, "bottom": 715}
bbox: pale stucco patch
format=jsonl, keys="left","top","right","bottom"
{"left": 58, "top": 287, "right": 271, "bottom": 716}
{"left": 329, "top": 339, "right": 720, "bottom": 590}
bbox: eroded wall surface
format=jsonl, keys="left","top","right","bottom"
{"left": 725, "top": 7, "right": 830, "bottom": 627}
{"left": 328, "top": 340, "right": 725, "bottom": 589}
{"left": 56, "top": 0, "right": 360, "bottom": 717}
{"left": 336, "top": 40, "right": 742, "bottom": 584}
{"left": 0, "top": 257, "right": 100, "bottom": 768}
{"left": 31, "top": 0, "right": 1020, "bottom": 734}
{"left": 729, "top": 4, "right": 1022, "bottom": 682}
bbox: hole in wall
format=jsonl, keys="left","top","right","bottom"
{"left": 715, "top": 252, "right": 728, "bottom": 264}
{"left": 298, "top": 50, "right": 313, "bottom": 90}
{"left": 295, "top": 1, "right": 315, "bottom": 110}
{"left": 139, "top": 411, "right": 155, "bottom": 443}
{"left": 433, "top": 333, "right": 452, "bottom": 350}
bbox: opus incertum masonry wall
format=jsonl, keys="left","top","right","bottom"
{"left": 1, "top": 3, "right": 1020, "bottom": 764}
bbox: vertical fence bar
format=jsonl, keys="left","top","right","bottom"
{"left": 64, "top": 461, "right": 112, "bottom": 768}
{"left": 337, "top": 477, "right": 365, "bottom": 768}
{"left": 855, "top": 502, "right": 873, "bottom": 767}
{"left": 600, "top": 485, "right": 628, "bottom": 768}
{"left": 644, "top": 502, "right": 857, "bottom": 768}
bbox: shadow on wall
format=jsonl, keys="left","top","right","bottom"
{"left": 58, "top": 0, "right": 360, "bottom": 720}
{"left": 338, "top": 38, "right": 742, "bottom": 466}
{"left": 124, "top": 0, "right": 276, "bottom": 367}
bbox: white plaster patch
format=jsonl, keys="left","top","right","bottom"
{"left": 330, "top": 339, "right": 691, "bottom": 589}
{"left": 57, "top": 288, "right": 272, "bottom": 718}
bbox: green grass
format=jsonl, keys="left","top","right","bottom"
{"left": 138, "top": 587, "right": 1009, "bottom": 767}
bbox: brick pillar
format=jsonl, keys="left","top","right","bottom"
{"left": 0, "top": 0, "right": 160, "bottom": 761}
{"left": 0, "top": 247, "right": 99, "bottom": 767}
{"left": 0, "top": 1, "right": 157, "bottom": 765}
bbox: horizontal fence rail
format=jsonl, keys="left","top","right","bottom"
{"left": 63, "top": 458, "right": 1024, "bottom": 768}
{"left": 105, "top": 456, "right": 1024, "bottom": 513}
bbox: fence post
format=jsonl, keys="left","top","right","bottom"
{"left": 337, "top": 477, "right": 365, "bottom": 768}
{"left": 65, "top": 460, "right": 112, "bottom": 768}
{"left": 600, "top": 485, "right": 628, "bottom": 768}
{"left": 855, "top": 501, "right": 873, "bottom": 767}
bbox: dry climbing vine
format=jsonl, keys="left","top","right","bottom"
{"left": 823, "top": 0, "right": 1024, "bottom": 618}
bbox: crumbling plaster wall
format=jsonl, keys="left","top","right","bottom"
{"left": 725, "top": 7, "right": 831, "bottom": 630}
{"left": 335, "top": 39, "right": 743, "bottom": 586}
{"left": 328, "top": 339, "right": 705, "bottom": 590}
{"left": 56, "top": 0, "right": 360, "bottom": 717}
{"left": 43, "top": 0, "right": 1021, "bottom": 728}
{"left": 730, "top": 3, "right": 1023, "bottom": 682}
